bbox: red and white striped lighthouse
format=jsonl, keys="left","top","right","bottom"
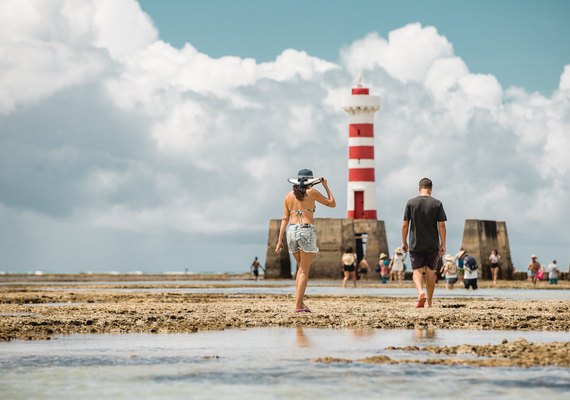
{"left": 343, "top": 78, "right": 381, "bottom": 220}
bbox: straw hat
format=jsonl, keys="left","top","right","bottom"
{"left": 531, "top": 254, "right": 537, "bottom": 259}
{"left": 379, "top": 252, "right": 388, "bottom": 259}
{"left": 395, "top": 247, "right": 403, "bottom": 254}
{"left": 445, "top": 254, "right": 454, "bottom": 262}
{"left": 287, "top": 169, "right": 322, "bottom": 187}
{"left": 456, "top": 249, "right": 466, "bottom": 258}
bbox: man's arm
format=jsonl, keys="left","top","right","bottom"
{"left": 401, "top": 220, "right": 409, "bottom": 253}
{"left": 438, "top": 221, "right": 446, "bottom": 257}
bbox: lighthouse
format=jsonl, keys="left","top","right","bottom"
{"left": 264, "top": 78, "right": 389, "bottom": 279}
{"left": 343, "top": 78, "right": 381, "bottom": 219}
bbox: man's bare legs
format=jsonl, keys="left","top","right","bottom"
{"left": 413, "top": 268, "right": 425, "bottom": 298}
{"left": 295, "top": 251, "right": 313, "bottom": 310}
{"left": 425, "top": 268, "right": 436, "bottom": 307}
{"left": 413, "top": 267, "right": 436, "bottom": 307}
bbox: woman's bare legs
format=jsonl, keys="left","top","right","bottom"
{"left": 343, "top": 271, "right": 349, "bottom": 287}
{"left": 492, "top": 268, "right": 498, "bottom": 285}
{"left": 295, "top": 251, "right": 313, "bottom": 310}
{"left": 351, "top": 271, "right": 357, "bottom": 287}
{"left": 293, "top": 252, "right": 303, "bottom": 307}
{"left": 397, "top": 271, "right": 403, "bottom": 285}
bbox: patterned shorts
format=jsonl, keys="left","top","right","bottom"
{"left": 286, "top": 224, "right": 319, "bottom": 254}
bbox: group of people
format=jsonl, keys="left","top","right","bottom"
{"left": 274, "top": 169, "right": 564, "bottom": 313}
{"left": 528, "top": 255, "right": 560, "bottom": 286}
{"left": 342, "top": 247, "right": 406, "bottom": 287}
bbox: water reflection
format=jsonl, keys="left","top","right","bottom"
{"left": 350, "top": 328, "right": 376, "bottom": 339}
{"left": 414, "top": 327, "right": 436, "bottom": 341}
{"left": 295, "top": 327, "right": 311, "bottom": 348}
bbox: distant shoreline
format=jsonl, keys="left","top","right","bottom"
{"left": 0, "top": 273, "right": 568, "bottom": 289}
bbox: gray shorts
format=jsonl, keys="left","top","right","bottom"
{"left": 286, "top": 224, "right": 318, "bottom": 254}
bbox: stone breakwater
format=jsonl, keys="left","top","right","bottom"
{"left": 1, "top": 283, "right": 569, "bottom": 341}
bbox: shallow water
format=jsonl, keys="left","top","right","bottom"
{"left": 1, "top": 328, "right": 569, "bottom": 399}
{"left": 36, "top": 285, "right": 570, "bottom": 301}
{"left": 2, "top": 279, "right": 569, "bottom": 301}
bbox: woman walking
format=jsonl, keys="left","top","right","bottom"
{"left": 342, "top": 247, "right": 357, "bottom": 288}
{"left": 488, "top": 249, "right": 501, "bottom": 285}
{"left": 275, "top": 169, "right": 336, "bottom": 312}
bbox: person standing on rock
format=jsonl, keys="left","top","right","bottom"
{"left": 275, "top": 169, "right": 336, "bottom": 313}
{"left": 401, "top": 178, "right": 447, "bottom": 308}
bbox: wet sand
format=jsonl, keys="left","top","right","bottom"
{"left": 1, "top": 276, "right": 569, "bottom": 344}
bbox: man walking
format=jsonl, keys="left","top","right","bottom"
{"left": 402, "top": 178, "right": 447, "bottom": 308}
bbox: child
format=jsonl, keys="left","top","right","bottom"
{"left": 378, "top": 253, "right": 389, "bottom": 284}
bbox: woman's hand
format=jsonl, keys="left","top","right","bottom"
{"left": 321, "top": 177, "right": 328, "bottom": 187}
{"left": 275, "top": 241, "right": 284, "bottom": 254}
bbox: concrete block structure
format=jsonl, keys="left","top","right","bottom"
{"left": 264, "top": 218, "right": 389, "bottom": 279}
{"left": 460, "top": 219, "right": 514, "bottom": 280}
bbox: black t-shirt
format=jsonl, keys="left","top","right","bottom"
{"left": 403, "top": 195, "right": 447, "bottom": 253}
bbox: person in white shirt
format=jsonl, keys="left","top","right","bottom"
{"left": 546, "top": 260, "right": 560, "bottom": 285}
{"left": 488, "top": 249, "right": 501, "bottom": 286}
{"left": 389, "top": 247, "right": 406, "bottom": 285}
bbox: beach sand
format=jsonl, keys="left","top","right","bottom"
{"left": 1, "top": 276, "right": 569, "bottom": 341}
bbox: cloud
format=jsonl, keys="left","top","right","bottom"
{"left": 340, "top": 23, "right": 453, "bottom": 82}
{"left": 559, "top": 65, "right": 570, "bottom": 91}
{"left": 0, "top": 1, "right": 569, "bottom": 272}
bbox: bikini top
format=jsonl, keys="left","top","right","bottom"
{"left": 290, "top": 207, "right": 316, "bottom": 224}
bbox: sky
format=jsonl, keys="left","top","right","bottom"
{"left": 0, "top": 0, "right": 569, "bottom": 274}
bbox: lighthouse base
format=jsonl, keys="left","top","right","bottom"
{"left": 264, "top": 218, "right": 389, "bottom": 279}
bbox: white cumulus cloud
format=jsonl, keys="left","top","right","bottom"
{"left": 0, "top": 0, "right": 569, "bottom": 273}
